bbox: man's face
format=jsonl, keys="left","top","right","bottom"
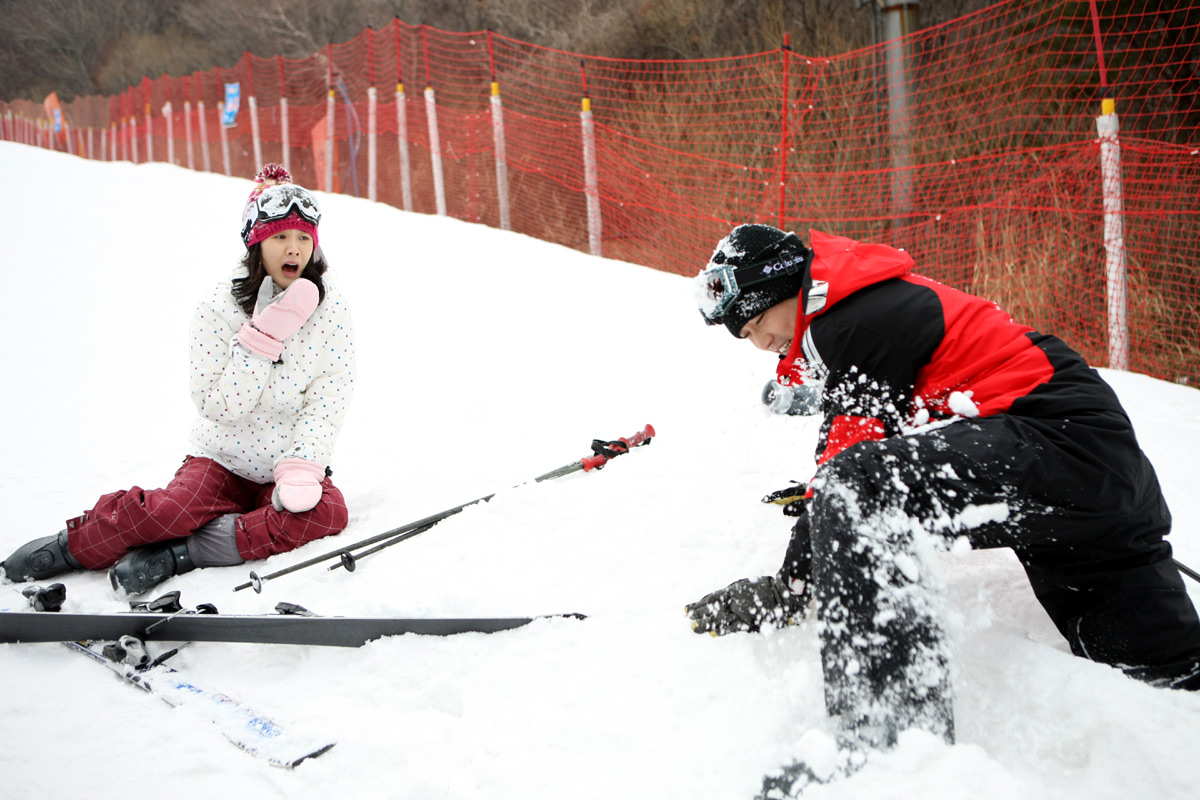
{"left": 738, "top": 296, "right": 800, "bottom": 354}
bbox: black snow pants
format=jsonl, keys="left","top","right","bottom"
{"left": 806, "top": 409, "right": 1200, "bottom": 748}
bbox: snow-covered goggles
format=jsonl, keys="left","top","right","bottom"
{"left": 253, "top": 184, "right": 321, "bottom": 227}
{"left": 696, "top": 246, "right": 807, "bottom": 325}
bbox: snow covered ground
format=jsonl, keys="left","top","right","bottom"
{"left": 1, "top": 143, "right": 1198, "bottom": 799}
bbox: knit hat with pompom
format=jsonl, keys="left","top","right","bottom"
{"left": 239, "top": 163, "right": 320, "bottom": 250}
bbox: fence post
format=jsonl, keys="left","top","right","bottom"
{"left": 883, "top": 1, "right": 918, "bottom": 220}
{"left": 366, "top": 34, "right": 378, "bottom": 202}
{"left": 184, "top": 99, "right": 194, "bottom": 170}
{"left": 579, "top": 61, "right": 602, "bottom": 257}
{"left": 325, "top": 87, "right": 335, "bottom": 193}
{"left": 196, "top": 73, "right": 211, "bottom": 173}
{"left": 249, "top": 94, "right": 262, "bottom": 171}
{"left": 394, "top": 21, "right": 413, "bottom": 212}
{"left": 219, "top": 105, "right": 231, "bottom": 176}
{"left": 421, "top": 27, "right": 447, "bottom": 215}
{"left": 1087, "top": 0, "right": 1128, "bottom": 370}
{"left": 778, "top": 34, "right": 791, "bottom": 228}
{"left": 490, "top": 80, "right": 511, "bottom": 231}
{"left": 130, "top": 115, "right": 139, "bottom": 163}
{"left": 425, "top": 85, "right": 447, "bottom": 215}
{"left": 197, "top": 99, "right": 211, "bottom": 173}
{"left": 487, "top": 33, "right": 511, "bottom": 231}
{"left": 368, "top": 86, "right": 378, "bottom": 201}
{"left": 163, "top": 101, "right": 174, "bottom": 165}
{"left": 396, "top": 83, "right": 413, "bottom": 211}
{"left": 580, "top": 97, "right": 602, "bottom": 256}
{"left": 143, "top": 79, "right": 153, "bottom": 163}
{"left": 278, "top": 57, "right": 290, "bottom": 175}
{"left": 1096, "top": 98, "right": 1129, "bottom": 371}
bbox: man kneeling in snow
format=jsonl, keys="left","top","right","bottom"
{"left": 686, "top": 224, "right": 1200, "bottom": 798}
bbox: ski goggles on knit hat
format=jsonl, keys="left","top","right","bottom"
{"left": 241, "top": 183, "right": 322, "bottom": 248}
{"left": 695, "top": 235, "right": 807, "bottom": 331}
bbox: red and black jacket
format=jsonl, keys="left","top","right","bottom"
{"left": 776, "top": 231, "right": 1128, "bottom": 466}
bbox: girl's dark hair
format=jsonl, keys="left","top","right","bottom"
{"left": 231, "top": 244, "right": 329, "bottom": 316}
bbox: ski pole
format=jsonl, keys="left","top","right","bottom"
{"left": 1177, "top": 558, "right": 1200, "bottom": 585}
{"left": 233, "top": 424, "right": 654, "bottom": 593}
{"left": 324, "top": 424, "right": 658, "bottom": 574}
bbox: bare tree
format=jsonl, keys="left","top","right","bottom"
{"left": 0, "top": 0, "right": 994, "bottom": 102}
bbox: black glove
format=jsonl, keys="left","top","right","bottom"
{"left": 688, "top": 490, "right": 816, "bottom": 636}
{"left": 686, "top": 573, "right": 811, "bottom": 636}
{"left": 762, "top": 482, "right": 809, "bottom": 517}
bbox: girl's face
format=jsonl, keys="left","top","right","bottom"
{"left": 739, "top": 296, "right": 800, "bottom": 354}
{"left": 261, "top": 228, "right": 314, "bottom": 290}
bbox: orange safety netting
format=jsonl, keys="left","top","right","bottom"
{"left": 3, "top": 0, "right": 1199, "bottom": 384}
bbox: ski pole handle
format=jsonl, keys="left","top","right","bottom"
{"left": 581, "top": 423, "right": 655, "bottom": 472}
{"left": 621, "top": 423, "right": 655, "bottom": 449}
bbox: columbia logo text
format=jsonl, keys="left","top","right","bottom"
{"left": 759, "top": 254, "right": 803, "bottom": 277}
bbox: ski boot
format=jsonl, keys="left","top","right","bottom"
{"left": 1, "top": 530, "right": 83, "bottom": 582}
{"left": 109, "top": 539, "right": 196, "bottom": 596}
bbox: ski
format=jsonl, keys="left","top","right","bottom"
{"left": 65, "top": 636, "right": 334, "bottom": 768}
{"left": 1, "top": 609, "right": 584, "bottom": 647}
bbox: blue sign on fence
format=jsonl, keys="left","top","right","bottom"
{"left": 222, "top": 82, "right": 241, "bottom": 127}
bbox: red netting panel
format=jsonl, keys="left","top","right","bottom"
{"left": 3, "top": 1, "right": 1200, "bottom": 382}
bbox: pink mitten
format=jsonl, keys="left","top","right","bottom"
{"left": 271, "top": 457, "right": 325, "bottom": 513}
{"left": 237, "top": 278, "right": 319, "bottom": 361}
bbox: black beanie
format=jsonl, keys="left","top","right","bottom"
{"left": 702, "top": 224, "right": 809, "bottom": 337}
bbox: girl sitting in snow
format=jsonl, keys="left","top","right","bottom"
{"left": 2, "top": 164, "right": 355, "bottom": 596}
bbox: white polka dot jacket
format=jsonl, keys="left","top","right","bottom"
{"left": 186, "top": 272, "right": 356, "bottom": 484}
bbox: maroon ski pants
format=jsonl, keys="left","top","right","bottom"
{"left": 65, "top": 456, "right": 349, "bottom": 569}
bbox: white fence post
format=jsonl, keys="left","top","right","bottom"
{"left": 184, "top": 100, "right": 194, "bottom": 170}
{"left": 1096, "top": 98, "right": 1129, "bottom": 371}
{"left": 163, "top": 102, "right": 174, "bottom": 165}
{"left": 580, "top": 97, "right": 602, "bottom": 257}
{"left": 197, "top": 101, "right": 212, "bottom": 173}
{"left": 325, "top": 89, "right": 335, "bottom": 193}
{"left": 490, "top": 81, "right": 511, "bottom": 231}
{"left": 219, "top": 109, "right": 232, "bottom": 176}
{"left": 249, "top": 94, "right": 262, "bottom": 171}
{"left": 144, "top": 102, "right": 152, "bottom": 162}
{"left": 396, "top": 84, "right": 413, "bottom": 212}
{"left": 425, "top": 86, "right": 447, "bottom": 216}
{"left": 368, "top": 86, "right": 378, "bottom": 201}
{"left": 280, "top": 97, "right": 290, "bottom": 175}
